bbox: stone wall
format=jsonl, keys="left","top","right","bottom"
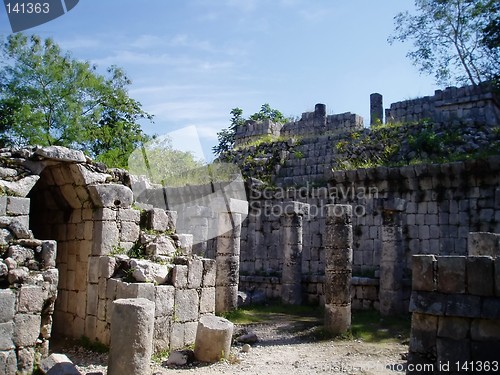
{"left": 0, "top": 195, "right": 58, "bottom": 374}
{"left": 234, "top": 119, "right": 283, "bottom": 147}
{"left": 407, "top": 235, "right": 500, "bottom": 371}
{"left": 385, "top": 83, "right": 500, "bottom": 126}
{"left": 239, "top": 156, "right": 500, "bottom": 312}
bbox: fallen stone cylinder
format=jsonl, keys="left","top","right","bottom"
{"left": 194, "top": 315, "right": 234, "bottom": 363}
{"left": 107, "top": 298, "right": 155, "bottom": 375}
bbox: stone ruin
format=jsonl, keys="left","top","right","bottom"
{"left": 0, "top": 81, "right": 499, "bottom": 373}
{"left": 0, "top": 145, "right": 247, "bottom": 374}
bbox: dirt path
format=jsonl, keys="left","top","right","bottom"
{"left": 64, "top": 313, "right": 409, "bottom": 375}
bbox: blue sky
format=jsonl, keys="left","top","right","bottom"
{"left": 0, "top": 0, "right": 438, "bottom": 161}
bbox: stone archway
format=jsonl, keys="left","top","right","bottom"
{"left": 28, "top": 162, "right": 102, "bottom": 338}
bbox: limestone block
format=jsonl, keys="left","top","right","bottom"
{"left": 7, "top": 267, "right": 29, "bottom": 284}
{"left": 470, "top": 318, "right": 500, "bottom": 341}
{"left": 173, "top": 234, "right": 193, "bottom": 255}
{"left": 467, "top": 256, "right": 494, "bottom": 296}
{"left": 96, "top": 319, "right": 110, "bottom": 345}
{"left": 200, "top": 288, "right": 216, "bottom": 314}
{"left": 84, "top": 315, "right": 97, "bottom": 342}
{"left": 437, "top": 256, "right": 466, "bottom": 294}
{"left": 409, "top": 312, "right": 438, "bottom": 354}
{"left": 188, "top": 259, "right": 203, "bottom": 289}
{"left": 18, "top": 286, "right": 44, "bottom": 313}
{"left": 70, "top": 163, "right": 111, "bottom": 185}
{"left": 202, "top": 259, "right": 216, "bottom": 287}
{"left": 0, "top": 323, "right": 14, "bottom": 350}
{"left": 145, "top": 236, "right": 176, "bottom": 257}
{"left": 40, "top": 353, "right": 82, "bottom": 375}
{"left": 0, "top": 290, "right": 15, "bottom": 323}
{"left": 215, "top": 285, "right": 238, "bottom": 314}
{"left": 108, "top": 298, "right": 155, "bottom": 375}
{"left": 144, "top": 208, "right": 169, "bottom": 232}
{"left": 153, "top": 316, "right": 171, "bottom": 352}
{"left": 174, "top": 289, "right": 200, "bottom": 322}
{"left": 88, "top": 184, "right": 133, "bottom": 208}
{"left": 116, "top": 281, "right": 155, "bottom": 302}
{"left": 119, "top": 221, "right": 140, "bottom": 242}
{"left": 170, "top": 322, "right": 185, "bottom": 350}
{"left": 87, "top": 257, "right": 101, "bottom": 284}
{"left": 0, "top": 175, "right": 39, "bottom": 198}
{"left": 41, "top": 241, "right": 57, "bottom": 269}
{"left": 412, "top": 255, "right": 436, "bottom": 292}
{"left": 99, "top": 256, "right": 117, "bottom": 279}
{"left": 87, "top": 283, "right": 99, "bottom": 316}
{"left": 211, "top": 197, "right": 248, "bottom": 215}
{"left": 437, "top": 338, "right": 470, "bottom": 369}
{"left": 194, "top": 315, "right": 234, "bottom": 362}
{"left": 117, "top": 208, "right": 141, "bottom": 223}
{"left": 482, "top": 298, "right": 500, "bottom": 319}
{"left": 215, "top": 256, "right": 239, "bottom": 286}
{"left": 92, "top": 221, "right": 120, "bottom": 256}
{"left": 13, "top": 314, "right": 41, "bottom": 347}
{"left": 93, "top": 208, "right": 117, "bottom": 221}
{"left": 172, "top": 265, "right": 188, "bottom": 288}
{"left": 445, "top": 294, "right": 481, "bottom": 317}
{"left": 155, "top": 285, "right": 175, "bottom": 317}
{"left": 0, "top": 350, "right": 17, "bottom": 375}
{"left": 437, "top": 316, "right": 470, "bottom": 340}
{"left": 409, "top": 291, "right": 445, "bottom": 316}
{"left": 35, "top": 145, "right": 86, "bottom": 162}
{"left": 7, "top": 219, "right": 32, "bottom": 239}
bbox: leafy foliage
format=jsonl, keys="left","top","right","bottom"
{"left": 389, "top": 0, "right": 500, "bottom": 86}
{"left": 213, "top": 104, "right": 289, "bottom": 157}
{"left": 0, "top": 33, "right": 152, "bottom": 168}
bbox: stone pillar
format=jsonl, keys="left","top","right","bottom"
{"left": 314, "top": 103, "right": 327, "bottom": 131}
{"left": 186, "top": 206, "right": 211, "bottom": 257}
{"left": 280, "top": 202, "right": 309, "bottom": 305}
{"left": 324, "top": 204, "right": 353, "bottom": 335}
{"left": 108, "top": 298, "right": 155, "bottom": 375}
{"left": 194, "top": 315, "right": 234, "bottom": 363}
{"left": 379, "top": 198, "right": 406, "bottom": 316}
{"left": 370, "top": 93, "right": 383, "bottom": 125}
{"left": 214, "top": 198, "right": 248, "bottom": 314}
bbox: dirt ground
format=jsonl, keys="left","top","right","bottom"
{"left": 63, "top": 313, "right": 409, "bottom": 375}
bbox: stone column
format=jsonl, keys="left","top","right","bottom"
{"left": 314, "top": 103, "right": 327, "bottom": 132}
{"left": 280, "top": 202, "right": 309, "bottom": 305}
{"left": 324, "top": 204, "right": 353, "bottom": 335}
{"left": 108, "top": 298, "right": 155, "bottom": 375}
{"left": 379, "top": 198, "right": 406, "bottom": 316}
{"left": 186, "top": 205, "right": 212, "bottom": 257}
{"left": 370, "top": 93, "right": 383, "bottom": 125}
{"left": 214, "top": 198, "right": 248, "bottom": 314}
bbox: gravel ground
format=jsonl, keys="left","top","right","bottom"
{"left": 57, "top": 317, "right": 408, "bottom": 375}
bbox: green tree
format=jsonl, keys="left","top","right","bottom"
{"left": 389, "top": 0, "right": 500, "bottom": 86}
{"left": 212, "top": 107, "right": 244, "bottom": 156}
{"left": 212, "top": 104, "right": 289, "bottom": 156}
{"left": 0, "top": 33, "right": 152, "bottom": 168}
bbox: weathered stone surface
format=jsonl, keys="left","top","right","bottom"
{"left": 108, "top": 298, "right": 155, "bottom": 375}
{"left": 88, "top": 184, "right": 133, "bottom": 208}
{"left": 18, "top": 286, "right": 44, "bottom": 313}
{"left": 0, "top": 290, "right": 15, "bottom": 323}
{"left": 437, "top": 256, "right": 466, "bottom": 294}
{"left": 0, "top": 175, "right": 39, "bottom": 197}
{"left": 39, "top": 353, "right": 82, "bottom": 375}
{"left": 437, "top": 316, "right": 470, "bottom": 340}
{"left": 412, "top": 255, "right": 436, "bottom": 292}
{"left": 13, "top": 314, "right": 41, "bottom": 347}
{"left": 145, "top": 235, "right": 176, "bottom": 257}
{"left": 0, "top": 323, "right": 14, "bottom": 350}
{"left": 467, "top": 256, "right": 494, "bottom": 296}
{"left": 171, "top": 265, "right": 188, "bottom": 288}
{"left": 41, "top": 240, "right": 57, "bottom": 269}
{"left": 194, "top": 315, "right": 234, "bottom": 363}
{"left": 409, "top": 313, "right": 438, "bottom": 354}
{"left": 174, "top": 289, "right": 199, "bottom": 322}
{"left": 0, "top": 350, "right": 17, "bottom": 375}
{"left": 35, "top": 146, "right": 86, "bottom": 163}
{"left": 202, "top": 259, "right": 216, "bottom": 287}
{"left": 8, "top": 267, "right": 29, "bottom": 284}
{"left": 155, "top": 285, "right": 175, "bottom": 317}
{"left": 8, "top": 219, "right": 33, "bottom": 239}
{"left": 468, "top": 232, "right": 500, "bottom": 257}
{"left": 470, "top": 318, "right": 500, "bottom": 341}
{"left": 166, "top": 351, "right": 188, "bottom": 367}
{"left": 144, "top": 208, "right": 169, "bottom": 232}
{"left": 188, "top": 259, "right": 203, "bottom": 289}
